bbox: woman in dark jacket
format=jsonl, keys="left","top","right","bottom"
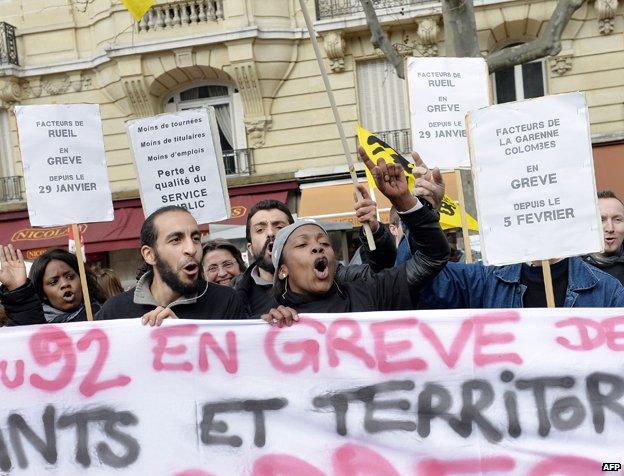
{"left": 263, "top": 151, "right": 450, "bottom": 325}
{"left": 0, "top": 247, "right": 105, "bottom": 325}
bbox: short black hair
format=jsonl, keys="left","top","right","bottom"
{"left": 598, "top": 190, "right": 624, "bottom": 206}
{"left": 140, "top": 205, "right": 190, "bottom": 248}
{"left": 29, "top": 248, "right": 106, "bottom": 305}
{"left": 245, "top": 200, "right": 294, "bottom": 242}
{"left": 137, "top": 205, "right": 192, "bottom": 279}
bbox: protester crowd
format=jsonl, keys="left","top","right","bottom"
{"left": 1, "top": 148, "right": 623, "bottom": 328}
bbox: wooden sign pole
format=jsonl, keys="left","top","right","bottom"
{"left": 541, "top": 259, "right": 556, "bottom": 308}
{"left": 298, "top": 0, "right": 376, "bottom": 251}
{"left": 71, "top": 224, "right": 94, "bottom": 321}
{"left": 454, "top": 169, "right": 473, "bottom": 263}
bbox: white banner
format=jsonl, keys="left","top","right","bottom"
{"left": 467, "top": 92, "right": 602, "bottom": 265}
{"left": 127, "top": 108, "right": 230, "bottom": 224}
{"left": 14, "top": 104, "right": 114, "bottom": 227}
{"left": 0, "top": 308, "right": 622, "bottom": 475}
{"left": 407, "top": 57, "right": 490, "bottom": 170}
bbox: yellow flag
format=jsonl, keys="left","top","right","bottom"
{"left": 121, "top": 0, "right": 154, "bottom": 21}
{"left": 357, "top": 123, "right": 479, "bottom": 231}
{"left": 356, "top": 124, "right": 416, "bottom": 192}
{"left": 439, "top": 195, "right": 479, "bottom": 231}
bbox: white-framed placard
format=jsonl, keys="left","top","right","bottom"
{"left": 467, "top": 92, "right": 602, "bottom": 265}
{"left": 127, "top": 107, "right": 230, "bottom": 224}
{"left": 407, "top": 57, "right": 490, "bottom": 169}
{"left": 14, "top": 104, "right": 114, "bottom": 226}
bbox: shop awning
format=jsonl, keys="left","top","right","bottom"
{"left": 298, "top": 173, "right": 470, "bottom": 228}
{"left": 298, "top": 179, "right": 393, "bottom": 226}
{"left": 214, "top": 181, "right": 298, "bottom": 226}
{"left": 0, "top": 182, "right": 298, "bottom": 258}
{"left": 0, "top": 200, "right": 148, "bottom": 258}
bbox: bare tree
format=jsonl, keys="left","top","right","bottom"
{"left": 359, "top": 0, "right": 585, "bottom": 77}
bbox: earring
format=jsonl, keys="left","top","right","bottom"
{"left": 281, "top": 277, "right": 289, "bottom": 300}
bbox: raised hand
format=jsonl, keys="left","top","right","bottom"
{"left": 411, "top": 151, "right": 445, "bottom": 210}
{"left": 0, "top": 244, "right": 27, "bottom": 291}
{"left": 353, "top": 183, "right": 380, "bottom": 232}
{"left": 358, "top": 146, "right": 417, "bottom": 212}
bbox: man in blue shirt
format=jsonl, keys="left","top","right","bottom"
{"left": 409, "top": 163, "right": 624, "bottom": 308}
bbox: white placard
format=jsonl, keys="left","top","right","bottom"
{"left": 467, "top": 92, "right": 602, "bottom": 265}
{"left": 127, "top": 108, "right": 230, "bottom": 224}
{"left": 1, "top": 309, "right": 623, "bottom": 474}
{"left": 14, "top": 104, "right": 114, "bottom": 226}
{"left": 407, "top": 57, "right": 490, "bottom": 169}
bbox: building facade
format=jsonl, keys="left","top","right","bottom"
{"left": 0, "top": 0, "right": 622, "bottom": 280}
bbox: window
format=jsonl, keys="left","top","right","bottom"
{"left": 492, "top": 45, "right": 547, "bottom": 104}
{"left": 356, "top": 58, "right": 411, "bottom": 154}
{"left": 164, "top": 83, "right": 247, "bottom": 174}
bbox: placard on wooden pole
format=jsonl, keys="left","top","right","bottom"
{"left": 454, "top": 169, "right": 473, "bottom": 263}
{"left": 71, "top": 224, "right": 94, "bottom": 321}
{"left": 541, "top": 259, "right": 556, "bottom": 308}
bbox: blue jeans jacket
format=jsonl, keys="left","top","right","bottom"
{"left": 395, "top": 235, "right": 411, "bottom": 267}
{"left": 419, "top": 256, "right": 624, "bottom": 308}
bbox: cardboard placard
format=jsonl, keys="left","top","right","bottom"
{"left": 14, "top": 104, "right": 114, "bottom": 227}
{"left": 127, "top": 108, "right": 230, "bottom": 224}
{"left": 406, "top": 57, "right": 490, "bottom": 170}
{"left": 467, "top": 92, "right": 602, "bottom": 265}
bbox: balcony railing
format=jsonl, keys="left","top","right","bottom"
{"left": 0, "top": 22, "right": 19, "bottom": 66}
{"left": 316, "top": 0, "right": 425, "bottom": 19}
{"left": 375, "top": 128, "right": 412, "bottom": 155}
{"left": 0, "top": 176, "right": 23, "bottom": 202}
{"left": 137, "top": 0, "right": 224, "bottom": 33}
{"left": 223, "top": 148, "right": 253, "bottom": 176}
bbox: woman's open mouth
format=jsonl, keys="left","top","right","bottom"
{"left": 62, "top": 290, "right": 75, "bottom": 302}
{"left": 313, "top": 257, "right": 330, "bottom": 280}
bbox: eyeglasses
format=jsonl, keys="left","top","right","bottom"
{"left": 206, "top": 260, "right": 237, "bottom": 274}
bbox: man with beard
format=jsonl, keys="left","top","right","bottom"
{"left": 233, "top": 186, "right": 399, "bottom": 316}
{"left": 584, "top": 190, "right": 624, "bottom": 284}
{"left": 96, "top": 206, "right": 248, "bottom": 325}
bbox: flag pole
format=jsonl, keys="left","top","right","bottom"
{"left": 454, "top": 169, "right": 473, "bottom": 263}
{"left": 298, "top": 0, "right": 376, "bottom": 250}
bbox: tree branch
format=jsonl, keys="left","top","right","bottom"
{"left": 359, "top": 0, "right": 405, "bottom": 79}
{"left": 442, "top": 0, "right": 481, "bottom": 57}
{"left": 487, "top": 0, "right": 585, "bottom": 73}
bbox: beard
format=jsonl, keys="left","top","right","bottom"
{"left": 253, "top": 237, "right": 275, "bottom": 274}
{"left": 154, "top": 251, "right": 200, "bottom": 296}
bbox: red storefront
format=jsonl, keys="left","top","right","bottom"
{"left": 0, "top": 181, "right": 298, "bottom": 286}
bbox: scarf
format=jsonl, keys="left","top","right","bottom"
{"left": 585, "top": 244, "right": 624, "bottom": 268}
{"left": 42, "top": 303, "right": 86, "bottom": 323}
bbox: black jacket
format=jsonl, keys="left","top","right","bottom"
{"left": 583, "top": 255, "right": 624, "bottom": 285}
{"left": 276, "top": 203, "right": 450, "bottom": 313}
{"left": 1, "top": 280, "right": 101, "bottom": 326}
{"left": 234, "top": 223, "right": 398, "bottom": 316}
{"left": 96, "top": 274, "right": 249, "bottom": 320}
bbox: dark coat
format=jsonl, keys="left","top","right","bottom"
{"left": 275, "top": 203, "right": 450, "bottom": 313}
{"left": 234, "top": 222, "right": 400, "bottom": 316}
{"left": 1, "top": 280, "right": 101, "bottom": 326}
{"left": 96, "top": 273, "right": 249, "bottom": 320}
